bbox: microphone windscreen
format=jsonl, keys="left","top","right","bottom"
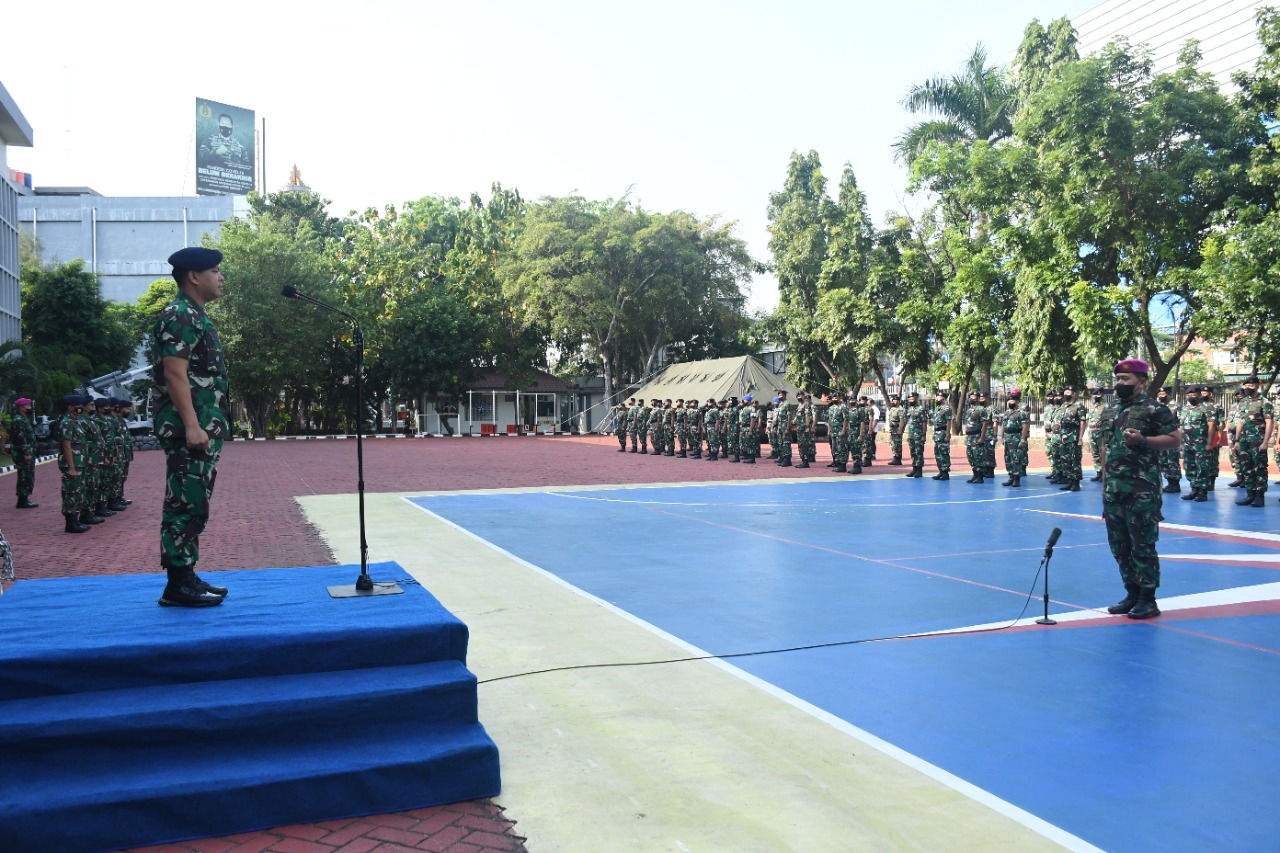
{"left": 1047, "top": 527, "right": 1062, "bottom": 548}
{"left": 281, "top": 285, "right": 298, "bottom": 299}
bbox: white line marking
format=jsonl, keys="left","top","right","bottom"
{"left": 405, "top": 496, "right": 1104, "bottom": 853}
{"left": 545, "top": 491, "right": 1071, "bottom": 509}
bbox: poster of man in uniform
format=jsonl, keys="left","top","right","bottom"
{"left": 195, "top": 98, "right": 255, "bottom": 196}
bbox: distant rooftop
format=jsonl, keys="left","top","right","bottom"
{"left": 32, "top": 186, "right": 103, "bottom": 197}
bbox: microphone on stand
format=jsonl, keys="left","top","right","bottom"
{"left": 1036, "top": 527, "right": 1063, "bottom": 625}
{"left": 280, "top": 285, "right": 399, "bottom": 599}
{"left": 1043, "top": 527, "right": 1062, "bottom": 559}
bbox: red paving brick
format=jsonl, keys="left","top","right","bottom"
{"left": 0, "top": 433, "right": 1102, "bottom": 853}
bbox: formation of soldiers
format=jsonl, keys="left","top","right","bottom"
{"left": 55, "top": 394, "right": 135, "bottom": 533}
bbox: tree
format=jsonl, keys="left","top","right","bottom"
{"left": 894, "top": 44, "right": 1017, "bottom": 165}
{"left": 20, "top": 259, "right": 136, "bottom": 378}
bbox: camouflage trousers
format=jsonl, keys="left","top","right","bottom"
{"left": 776, "top": 431, "right": 792, "bottom": 463}
{"left": 965, "top": 435, "right": 983, "bottom": 474}
{"left": 934, "top": 434, "right": 951, "bottom": 473}
{"left": 907, "top": 432, "right": 925, "bottom": 468}
{"left": 1237, "top": 435, "right": 1269, "bottom": 493}
{"left": 616, "top": 426, "right": 627, "bottom": 450}
{"left": 1104, "top": 488, "right": 1164, "bottom": 589}
{"left": 1158, "top": 446, "right": 1182, "bottom": 480}
{"left": 863, "top": 431, "right": 877, "bottom": 462}
{"left": 741, "top": 428, "right": 760, "bottom": 460}
{"left": 1089, "top": 429, "right": 1106, "bottom": 474}
{"left": 1055, "top": 431, "right": 1083, "bottom": 482}
{"left": 160, "top": 440, "right": 223, "bottom": 571}
{"left": 1182, "top": 439, "right": 1214, "bottom": 491}
{"left": 831, "top": 431, "right": 848, "bottom": 465}
{"left": 676, "top": 425, "right": 689, "bottom": 455}
{"left": 1002, "top": 437, "right": 1028, "bottom": 476}
{"left": 797, "top": 431, "right": 815, "bottom": 462}
{"left": 726, "top": 426, "right": 740, "bottom": 457}
{"left": 59, "top": 462, "right": 86, "bottom": 515}
{"left": 15, "top": 457, "right": 34, "bottom": 499}
{"left": 889, "top": 431, "right": 903, "bottom": 461}
{"left": 706, "top": 428, "right": 720, "bottom": 457}
{"left": 628, "top": 427, "right": 639, "bottom": 450}
{"left": 848, "top": 432, "right": 864, "bottom": 466}
{"left": 984, "top": 436, "right": 997, "bottom": 472}
{"left": 1045, "top": 435, "right": 1060, "bottom": 476}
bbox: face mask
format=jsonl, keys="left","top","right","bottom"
{"left": 1007, "top": 402, "right": 1017, "bottom": 409}
{"left": 1244, "top": 387, "right": 1257, "bottom": 396}
{"left": 1093, "top": 396, "right": 1102, "bottom": 403}
{"left": 1114, "top": 383, "right": 1136, "bottom": 401}
{"left": 1189, "top": 397, "right": 1200, "bottom": 406}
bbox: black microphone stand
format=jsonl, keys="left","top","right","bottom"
{"left": 283, "top": 287, "right": 401, "bottom": 599}
{"left": 1036, "top": 533, "right": 1059, "bottom": 626}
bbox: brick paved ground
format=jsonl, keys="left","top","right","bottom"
{"left": 0, "top": 433, "right": 1172, "bottom": 853}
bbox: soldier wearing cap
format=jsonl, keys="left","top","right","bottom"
{"left": 887, "top": 394, "right": 904, "bottom": 466}
{"left": 740, "top": 395, "right": 759, "bottom": 464}
{"left": 1226, "top": 388, "right": 1245, "bottom": 486}
{"left": 612, "top": 398, "right": 630, "bottom": 452}
{"left": 1101, "top": 358, "right": 1181, "bottom": 620}
{"left": 11, "top": 396, "right": 38, "bottom": 509}
{"left": 1086, "top": 387, "right": 1112, "bottom": 482}
{"left": 827, "top": 393, "right": 848, "bottom": 473}
{"left": 150, "top": 246, "right": 231, "bottom": 607}
{"left": 1154, "top": 385, "right": 1183, "bottom": 494}
{"left": 57, "top": 395, "right": 90, "bottom": 533}
{"left": 902, "top": 391, "right": 927, "bottom": 477}
{"left": 689, "top": 399, "right": 705, "bottom": 459}
{"left": 704, "top": 397, "right": 721, "bottom": 461}
{"left": 1042, "top": 390, "right": 1060, "bottom": 482}
{"left": 977, "top": 391, "right": 997, "bottom": 479}
{"left": 114, "top": 397, "right": 136, "bottom": 507}
{"left": 1055, "top": 385, "right": 1086, "bottom": 491}
{"left": 627, "top": 397, "right": 642, "bottom": 452}
{"left": 80, "top": 397, "right": 114, "bottom": 524}
{"left": 846, "top": 395, "right": 867, "bottom": 474}
{"left": 1232, "top": 374, "right": 1273, "bottom": 507}
{"left": 1179, "top": 385, "right": 1213, "bottom": 502}
{"left": 774, "top": 390, "right": 795, "bottom": 467}
{"left": 997, "top": 389, "right": 1029, "bottom": 487}
{"left": 930, "top": 389, "right": 952, "bottom": 480}
{"left": 962, "top": 390, "right": 985, "bottom": 483}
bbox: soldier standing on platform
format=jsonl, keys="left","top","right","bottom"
{"left": 1179, "top": 385, "right": 1212, "bottom": 503}
{"left": 963, "top": 391, "right": 986, "bottom": 483}
{"left": 57, "top": 395, "right": 89, "bottom": 533}
{"left": 903, "top": 391, "right": 927, "bottom": 477}
{"left": 1232, "top": 375, "right": 1274, "bottom": 508}
{"left": 11, "top": 397, "right": 38, "bottom": 509}
{"left": 1155, "top": 386, "right": 1183, "bottom": 494}
{"left": 827, "top": 393, "right": 848, "bottom": 473}
{"left": 931, "top": 390, "right": 953, "bottom": 481}
{"left": 1101, "top": 358, "right": 1181, "bottom": 620}
{"left": 998, "top": 389, "right": 1030, "bottom": 487}
{"left": 1086, "top": 388, "right": 1110, "bottom": 482}
{"left": 887, "top": 394, "right": 904, "bottom": 466}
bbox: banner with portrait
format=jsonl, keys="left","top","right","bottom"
{"left": 195, "top": 98, "right": 255, "bottom": 196}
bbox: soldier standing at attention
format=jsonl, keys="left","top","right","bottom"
{"left": 887, "top": 394, "right": 904, "bottom": 466}
{"left": 963, "top": 390, "right": 986, "bottom": 483}
{"left": 931, "top": 390, "right": 953, "bottom": 481}
{"left": 662, "top": 400, "right": 676, "bottom": 457}
{"left": 1179, "top": 385, "right": 1212, "bottom": 503}
{"left": 1056, "top": 386, "right": 1086, "bottom": 491}
{"left": 903, "top": 391, "right": 927, "bottom": 477}
{"left": 775, "top": 391, "right": 795, "bottom": 467}
{"left": 690, "top": 399, "right": 705, "bottom": 459}
{"left": 627, "top": 398, "right": 642, "bottom": 452}
{"left": 673, "top": 400, "right": 687, "bottom": 458}
{"left": 723, "top": 397, "right": 740, "bottom": 463}
{"left": 977, "top": 391, "right": 997, "bottom": 479}
{"left": 1102, "top": 359, "right": 1181, "bottom": 620}
{"left": 998, "top": 389, "right": 1030, "bottom": 487}
{"left": 613, "top": 399, "right": 630, "bottom": 452}
{"left": 11, "top": 397, "right": 38, "bottom": 509}
{"left": 827, "top": 393, "right": 848, "bottom": 473}
{"left": 704, "top": 398, "right": 721, "bottom": 461}
{"left": 740, "top": 396, "right": 759, "bottom": 464}
{"left": 94, "top": 397, "right": 122, "bottom": 517}
{"left": 1208, "top": 387, "right": 1226, "bottom": 492}
{"left": 114, "top": 398, "right": 136, "bottom": 508}
{"left": 1155, "top": 386, "right": 1183, "bottom": 494}
{"left": 1232, "top": 375, "right": 1274, "bottom": 508}
{"left": 795, "top": 392, "right": 816, "bottom": 469}
{"left": 80, "top": 397, "right": 113, "bottom": 523}
{"left": 151, "top": 246, "right": 231, "bottom": 608}
{"left": 1043, "top": 390, "right": 1062, "bottom": 483}
{"left": 846, "top": 395, "right": 865, "bottom": 475}
{"left": 1226, "top": 389, "right": 1245, "bottom": 486}
{"left": 1086, "top": 388, "right": 1110, "bottom": 482}
{"left": 57, "top": 395, "right": 89, "bottom": 533}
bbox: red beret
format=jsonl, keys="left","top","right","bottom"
{"left": 1113, "top": 358, "right": 1149, "bottom": 375}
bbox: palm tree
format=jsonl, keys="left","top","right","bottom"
{"left": 894, "top": 44, "right": 1016, "bottom": 164}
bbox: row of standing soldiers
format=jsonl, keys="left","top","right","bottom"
{"left": 612, "top": 390, "right": 859, "bottom": 469}
{"left": 56, "top": 394, "right": 135, "bottom": 533}
{"left": 892, "top": 389, "right": 1031, "bottom": 486}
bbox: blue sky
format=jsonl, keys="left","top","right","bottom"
{"left": 3, "top": 0, "right": 1080, "bottom": 310}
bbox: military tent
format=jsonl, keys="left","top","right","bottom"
{"left": 630, "top": 356, "right": 803, "bottom": 404}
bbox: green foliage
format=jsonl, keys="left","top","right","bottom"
{"left": 895, "top": 43, "right": 1016, "bottom": 165}
{"left": 20, "top": 259, "right": 136, "bottom": 378}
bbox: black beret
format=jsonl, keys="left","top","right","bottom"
{"left": 81, "top": 396, "right": 97, "bottom": 406}
{"left": 168, "top": 246, "right": 223, "bottom": 271}
{"left": 1159, "top": 386, "right": 1172, "bottom": 393}
{"left": 62, "top": 394, "right": 83, "bottom": 407}
{"left": 1063, "top": 385, "right": 1075, "bottom": 392}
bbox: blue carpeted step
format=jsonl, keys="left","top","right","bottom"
{"left": 0, "top": 720, "right": 501, "bottom": 853}
{"left": 0, "top": 660, "right": 478, "bottom": 752}
{"left": 0, "top": 564, "right": 470, "bottom": 700}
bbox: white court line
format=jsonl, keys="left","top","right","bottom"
{"left": 403, "top": 495, "right": 1104, "bottom": 853}
{"left": 546, "top": 490, "right": 1072, "bottom": 509}
{"left": 1026, "top": 509, "right": 1280, "bottom": 543}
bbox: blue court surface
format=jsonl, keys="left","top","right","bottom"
{"left": 408, "top": 476, "right": 1280, "bottom": 853}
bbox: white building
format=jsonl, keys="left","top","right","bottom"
{"left": 0, "top": 80, "right": 32, "bottom": 344}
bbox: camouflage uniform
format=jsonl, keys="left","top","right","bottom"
{"left": 1055, "top": 395, "right": 1086, "bottom": 486}
{"left": 795, "top": 397, "right": 816, "bottom": 467}
{"left": 57, "top": 407, "right": 87, "bottom": 521}
{"left": 1155, "top": 390, "right": 1183, "bottom": 491}
{"left": 627, "top": 403, "right": 642, "bottom": 452}
{"left": 931, "top": 397, "right": 953, "bottom": 476}
{"left": 904, "top": 397, "right": 928, "bottom": 475}
{"left": 704, "top": 402, "right": 721, "bottom": 460}
{"left": 613, "top": 403, "right": 629, "bottom": 451}
{"left": 1043, "top": 398, "right": 1060, "bottom": 481}
{"left": 1086, "top": 395, "right": 1110, "bottom": 480}
{"left": 962, "top": 396, "right": 985, "bottom": 480}
{"left": 1210, "top": 395, "right": 1225, "bottom": 489}
{"left": 775, "top": 398, "right": 795, "bottom": 466}
{"left": 674, "top": 403, "right": 689, "bottom": 457}
{"left": 81, "top": 406, "right": 110, "bottom": 517}
{"left": 1179, "top": 394, "right": 1212, "bottom": 499}
{"left": 150, "top": 289, "right": 230, "bottom": 573}
{"left": 827, "top": 398, "right": 848, "bottom": 470}
{"left": 725, "top": 401, "right": 741, "bottom": 461}
{"left": 1227, "top": 394, "right": 1244, "bottom": 485}
{"left": 999, "top": 402, "right": 1029, "bottom": 483}
{"left": 10, "top": 410, "right": 37, "bottom": 504}
{"left": 741, "top": 402, "right": 761, "bottom": 464}
{"left": 887, "top": 400, "right": 904, "bottom": 465}
{"left": 1102, "top": 388, "right": 1178, "bottom": 593}
{"left": 689, "top": 403, "right": 705, "bottom": 459}
{"left": 1234, "top": 389, "right": 1274, "bottom": 504}
{"left": 979, "top": 398, "right": 997, "bottom": 476}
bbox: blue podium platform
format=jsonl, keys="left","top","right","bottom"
{"left": 0, "top": 563, "right": 501, "bottom": 853}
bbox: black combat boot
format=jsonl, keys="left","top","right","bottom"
{"left": 742, "top": 456, "right": 755, "bottom": 464}
{"left": 665, "top": 450, "right": 675, "bottom": 457}
{"left": 1107, "top": 583, "right": 1140, "bottom": 615}
{"left": 96, "top": 503, "right": 117, "bottom": 517}
{"left": 1162, "top": 477, "right": 1180, "bottom": 493}
{"left": 891, "top": 456, "right": 901, "bottom": 466}
{"left": 640, "top": 448, "right": 648, "bottom": 454}
{"left": 833, "top": 463, "right": 846, "bottom": 473}
{"left": 1127, "top": 587, "right": 1160, "bottom": 620}
{"left": 730, "top": 454, "right": 740, "bottom": 463}
{"left": 1235, "top": 490, "right": 1256, "bottom": 505}
{"left": 16, "top": 496, "right": 38, "bottom": 509}
{"left": 1001, "top": 476, "right": 1013, "bottom": 486}
{"left": 629, "top": 447, "right": 638, "bottom": 453}
{"left": 80, "top": 509, "right": 104, "bottom": 525}
{"left": 850, "top": 462, "right": 862, "bottom": 474}
{"left": 617, "top": 446, "right": 626, "bottom": 452}
{"left": 1250, "top": 491, "right": 1266, "bottom": 507}
{"left": 862, "top": 458, "right": 873, "bottom": 468}
{"left": 158, "top": 569, "right": 225, "bottom": 608}
{"left": 1090, "top": 472, "right": 1103, "bottom": 482}
{"left": 1059, "top": 480, "right": 1076, "bottom": 491}
{"left": 192, "top": 571, "right": 228, "bottom": 597}
{"left": 64, "top": 513, "right": 89, "bottom": 533}
{"left": 1010, "top": 475, "right": 1021, "bottom": 487}
{"left": 677, "top": 451, "right": 686, "bottom": 458}
{"left": 932, "top": 470, "right": 946, "bottom": 480}
{"left": 912, "top": 466, "right": 924, "bottom": 478}
{"left": 1067, "top": 480, "right": 1080, "bottom": 491}
{"left": 1227, "top": 478, "right": 1241, "bottom": 488}
{"left": 1181, "top": 489, "right": 1197, "bottom": 500}
{"left": 795, "top": 460, "right": 809, "bottom": 469}
{"left": 1193, "top": 489, "right": 1208, "bottom": 502}
{"left": 779, "top": 459, "right": 792, "bottom": 467}
{"left": 112, "top": 499, "right": 128, "bottom": 511}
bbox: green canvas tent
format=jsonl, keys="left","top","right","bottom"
{"left": 630, "top": 356, "right": 803, "bottom": 404}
